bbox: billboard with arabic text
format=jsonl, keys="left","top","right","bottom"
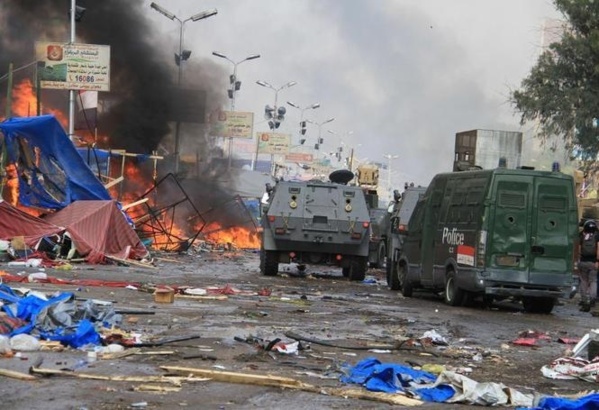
{"left": 35, "top": 42, "right": 110, "bottom": 91}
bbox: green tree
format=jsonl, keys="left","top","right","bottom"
{"left": 511, "top": 0, "right": 599, "bottom": 160}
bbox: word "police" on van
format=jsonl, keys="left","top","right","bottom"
{"left": 442, "top": 227, "right": 464, "bottom": 246}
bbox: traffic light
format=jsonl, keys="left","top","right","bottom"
{"left": 264, "top": 105, "right": 274, "bottom": 120}
{"left": 300, "top": 138, "right": 306, "bottom": 145}
{"left": 300, "top": 121, "right": 307, "bottom": 135}
{"left": 318, "top": 137, "right": 324, "bottom": 144}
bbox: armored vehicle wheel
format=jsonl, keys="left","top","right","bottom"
{"left": 399, "top": 264, "right": 413, "bottom": 297}
{"left": 374, "top": 241, "right": 386, "bottom": 269}
{"left": 522, "top": 297, "right": 555, "bottom": 314}
{"left": 348, "top": 256, "right": 367, "bottom": 281}
{"left": 342, "top": 266, "right": 350, "bottom": 277}
{"left": 260, "top": 250, "right": 279, "bottom": 276}
{"left": 389, "top": 260, "right": 400, "bottom": 290}
{"left": 385, "top": 252, "right": 393, "bottom": 285}
{"left": 444, "top": 270, "right": 464, "bottom": 306}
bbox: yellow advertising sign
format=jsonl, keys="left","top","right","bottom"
{"left": 257, "top": 132, "right": 291, "bottom": 154}
{"left": 210, "top": 111, "right": 254, "bottom": 139}
{"left": 35, "top": 42, "right": 111, "bottom": 91}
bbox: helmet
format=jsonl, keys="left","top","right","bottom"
{"left": 584, "top": 220, "right": 598, "bottom": 232}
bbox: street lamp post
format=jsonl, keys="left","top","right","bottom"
{"left": 383, "top": 154, "right": 399, "bottom": 194}
{"left": 212, "top": 51, "right": 260, "bottom": 169}
{"left": 307, "top": 117, "right": 335, "bottom": 150}
{"left": 252, "top": 80, "right": 297, "bottom": 172}
{"left": 287, "top": 101, "right": 320, "bottom": 145}
{"left": 327, "top": 129, "right": 353, "bottom": 165}
{"left": 150, "top": 2, "right": 217, "bottom": 174}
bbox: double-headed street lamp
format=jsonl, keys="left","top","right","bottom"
{"left": 287, "top": 101, "right": 320, "bottom": 145}
{"left": 212, "top": 52, "right": 260, "bottom": 111}
{"left": 253, "top": 80, "right": 297, "bottom": 172}
{"left": 150, "top": 2, "right": 217, "bottom": 173}
{"left": 327, "top": 129, "right": 353, "bottom": 164}
{"left": 307, "top": 117, "right": 335, "bottom": 150}
{"left": 212, "top": 52, "right": 260, "bottom": 169}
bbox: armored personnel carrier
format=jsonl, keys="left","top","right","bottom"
{"left": 260, "top": 169, "right": 371, "bottom": 281}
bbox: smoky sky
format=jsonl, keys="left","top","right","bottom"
{"left": 0, "top": 0, "right": 226, "bottom": 156}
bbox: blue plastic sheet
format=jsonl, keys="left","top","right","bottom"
{"left": 0, "top": 284, "right": 102, "bottom": 347}
{"left": 0, "top": 115, "right": 111, "bottom": 209}
{"left": 341, "top": 357, "right": 454, "bottom": 402}
{"left": 520, "top": 393, "right": 599, "bottom": 410}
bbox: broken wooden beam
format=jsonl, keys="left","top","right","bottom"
{"left": 161, "top": 366, "right": 422, "bottom": 406}
{"left": 0, "top": 368, "right": 37, "bottom": 381}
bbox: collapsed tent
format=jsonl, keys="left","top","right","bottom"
{"left": 0, "top": 115, "right": 112, "bottom": 210}
{"left": 0, "top": 200, "right": 63, "bottom": 247}
{"left": 43, "top": 200, "right": 147, "bottom": 264}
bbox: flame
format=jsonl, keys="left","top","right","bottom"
{"left": 202, "top": 222, "right": 260, "bottom": 249}
{"left": 9, "top": 80, "right": 68, "bottom": 126}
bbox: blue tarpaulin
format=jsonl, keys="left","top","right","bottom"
{"left": 0, "top": 115, "right": 111, "bottom": 209}
{"left": 340, "top": 357, "right": 454, "bottom": 402}
{"left": 520, "top": 393, "right": 599, "bottom": 410}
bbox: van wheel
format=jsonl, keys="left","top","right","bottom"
{"left": 348, "top": 256, "right": 367, "bottom": 281}
{"left": 522, "top": 297, "right": 555, "bottom": 314}
{"left": 260, "top": 250, "right": 279, "bottom": 276}
{"left": 374, "top": 241, "right": 386, "bottom": 269}
{"left": 444, "top": 270, "right": 464, "bottom": 306}
{"left": 399, "top": 264, "right": 413, "bottom": 297}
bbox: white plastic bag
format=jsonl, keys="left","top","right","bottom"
{"left": 10, "top": 333, "right": 41, "bottom": 351}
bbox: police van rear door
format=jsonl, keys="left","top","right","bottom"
{"left": 488, "top": 175, "right": 533, "bottom": 283}
{"left": 529, "top": 175, "right": 575, "bottom": 285}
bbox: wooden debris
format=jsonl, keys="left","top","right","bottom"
{"left": 134, "top": 384, "right": 181, "bottom": 393}
{"left": 0, "top": 368, "right": 37, "bottom": 381}
{"left": 100, "top": 349, "right": 175, "bottom": 360}
{"left": 175, "top": 294, "right": 228, "bottom": 301}
{"left": 105, "top": 256, "right": 156, "bottom": 269}
{"left": 161, "top": 366, "right": 422, "bottom": 406}
{"left": 29, "top": 366, "right": 209, "bottom": 386}
{"left": 122, "top": 197, "right": 149, "bottom": 211}
{"left": 103, "top": 176, "right": 124, "bottom": 190}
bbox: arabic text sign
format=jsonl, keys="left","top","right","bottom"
{"left": 285, "top": 152, "right": 314, "bottom": 163}
{"left": 210, "top": 111, "right": 254, "bottom": 139}
{"left": 35, "top": 42, "right": 111, "bottom": 91}
{"left": 257, "top": 132, "right": 291, "bottom": 154}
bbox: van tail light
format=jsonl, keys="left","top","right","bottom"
{"left": 336, "top": 254, "right": 342, "bottom": 261}
{"left": 398, "top": 224, "right": 406, "bottom": 232}
{"left": 362, "top": 221, "right": 370, "bottom": 228}
{"left": 268, "top": 215, "right": 275, "bottom": 223}
{"left": 477, "top": 230, "right": 487, "bottom": 268}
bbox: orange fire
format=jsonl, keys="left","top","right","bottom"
{"left": 8, "top": 79, "right": 68, "bottom": 126}
{"left": 202, "top": 222, "right": 260, "bottom": 249}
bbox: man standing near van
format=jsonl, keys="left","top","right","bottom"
{"left": 578, "top": 220, "right": 599, "bottom": 312}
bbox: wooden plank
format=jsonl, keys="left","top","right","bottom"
{"left": 0, "top": 368, "right": 37, "bottom": 381}
{"left": 29, "top": 366, "right": 208, "bottom": 386}
{"left": 122, "top": 198, "right": 149, "bottom": 211}
{"left": 103, "top": 176, "right": 124, "bottom": 189}
{"left": 161, "top": 366, "right": 423, "bottom": 406}
{"left": 161, "top": 366, "right": 306, "bottom": 388}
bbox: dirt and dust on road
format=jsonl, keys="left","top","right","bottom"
{"left": 0, "top": 248, "right": 597, "bottom": 410}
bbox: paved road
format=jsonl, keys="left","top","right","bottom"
{"left": 0, "top": 250, "right": 594, "bottom": 409}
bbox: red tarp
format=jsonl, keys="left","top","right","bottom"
{"left": 43, "top": 200, "right": 147, "bottom": 264}
{"left": 0, "top": 200, "right": 63, "bottom": 246}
